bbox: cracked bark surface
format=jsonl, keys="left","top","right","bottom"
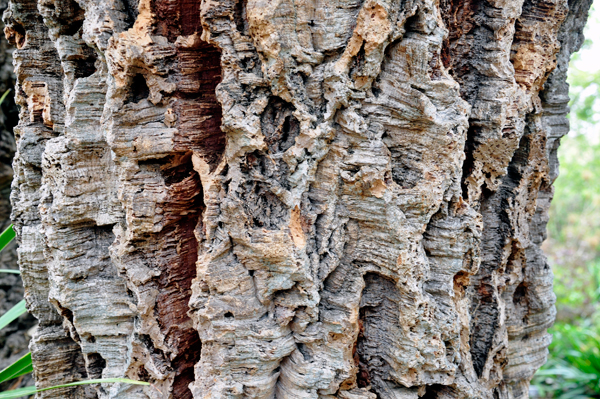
{"left": 0, "top": 0, "right": 35, "bottom": 390}
{"left": 3, "top": 0, "right": 592, "bottom": 398}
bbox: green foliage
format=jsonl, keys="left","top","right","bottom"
{"left": 0, "top": 225, "right": 15, "bottom": 254}
{"left": 569, "top": 68, "right": 600, "bottom": 126}
{"left": 546, "top": 135, "right": 600, "bottom": 321}
{"left": 0, "top": 353, "right": 32, "bottom": 386}
{"left": 568, "top": 4, "right": 600, "bottom": 133}
{"left": 0, "top": 225, "right": 21, "bottom": 274}
{"left": 0, "top": 300, "right": 26, "bottom": 331}
{"left": 0, "top": 90, "right": 10, "bottom": 110}
{"left": 534, "top": 322, "right": 600, "bottom": 398}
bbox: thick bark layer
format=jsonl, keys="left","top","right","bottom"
{"left": 3, "top": 0, "right": 592, "bottom": 398}
{"left": 0, "top": 0, "right": 35, "bottom": 390}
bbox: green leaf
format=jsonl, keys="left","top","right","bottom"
{"left": 0, "top": 225, "right": 16, "bottom": 253}
{"left": 0, "top": 89, "right": 11, "bottom": 107}
{"left": 0, "top": 353, "right": 32, "bottom": 385}
{"left": 0, "top": 270, "right": 19, "bottom": 274}
{"left": 0, "top": 378, "right": 150, "bottom": 399}
{"left": 0, "top": 386, "right": 36, "bottom": 399}
{"left": 0, "top": 300, "right": 27, "bottom": 331}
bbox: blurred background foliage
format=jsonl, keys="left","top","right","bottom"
{"left": 533, "top": 3, "right": 600, "bottom": 398}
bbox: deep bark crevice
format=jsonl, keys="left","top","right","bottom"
{"left": 173, "top": 39, "right": 224, "bottom": 170}
{"left": 357, "top": 272, "right": 402, "bottom": 396}
{"left": 127, "top": 74, "right": 150, "bottom": 104}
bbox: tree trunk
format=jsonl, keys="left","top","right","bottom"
{"left": 3, "top": 0, "right": 592, "bottom": 397}
{"left": 0, "top": 0, "right": 36, "bottom": 390}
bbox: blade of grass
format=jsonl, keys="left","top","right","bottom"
{"left": 0, "top": 378, "right": 150, "bottom": 399}
{"left": 0, "top": 386, "right": 36, "bottom": 399}
{"left": 0, "top": 353, "right": 32, "bottom": 384}
{"left": 0, "top": 225, "right": 15, "bottom": 253}
{"left": 0, "top": 89, "right": 11, "bottom": 106}
{"left": 0, "top": 300, "right": 27, "bottom": 330}
{"left": 0, "top": 270, "right": 19, "bottom": 274}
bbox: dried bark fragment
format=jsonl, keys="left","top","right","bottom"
{"left": 4, "top": 0, "right": 593, "bottom": 398}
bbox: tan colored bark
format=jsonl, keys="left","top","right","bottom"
{"left": 3, "top": 0, "right": 593, "bottom": 398}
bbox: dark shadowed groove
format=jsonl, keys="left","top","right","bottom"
{"left": 357, "top": 272, "right": 402, "bottom": 396}
{"left": 158, "top": 161, "right": 203, "bottom": 399}
{"left": 143, "top": 2, "right": 226, "bottom": 396}
{"left": 469, "top": 117, "right": 544, "bottom": 377}
{"left": 153, "top": 0, "right": 225, "bottom": 171}
{"left": 173, "top": 35, "right": 224, "bottom": 170}
{"left": 261, "top": 97, "right": 301, "bottom": 154}
{"left": 469, "top": 132, "right": 529, "bottom": 376}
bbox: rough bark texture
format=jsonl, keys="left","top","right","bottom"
{"left": 3, "top": 0, "right": 592, "bottom": 398}
{"left": 0, "top": 0, "right": 35, "bottom": 390}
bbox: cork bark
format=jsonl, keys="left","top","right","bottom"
{"left": 0, "top": 0, "right": 35, "bottom": 390}
{"left": 3, "top": 0, "right": 592, "bottom": 398}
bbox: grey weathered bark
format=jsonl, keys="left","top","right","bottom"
{"left": 0, "top": 0, "right": 36, "bottom": 390}
{"left": 3, "top": 0, "right": 593, "bottom": 398}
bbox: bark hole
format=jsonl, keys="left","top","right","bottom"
{"left": 123, "top": 0, "right": 140, "bottom": 25}
{"left": 350, "top": 44, "right": 367, "bottom": 81}
{"left": 453, "top": 271, "right": 470, "bottom": 298}
{"left": 421, "top": 384, "right": 447, "bottom": 399}
{"left": 84, "top": 352, "right": 106, "bottom": 379}
{"left": 4, "top": 22, "right": 26, "bottom": 48}
{"left": 73, "top": 53, "right": 97, "bottom": 80}
{"left": 162, "top": 153, "right": 197, "bottom": 186}
{"left": 234, "top": 0, "right": 249, "bottom": 34}
{"left": 239, "top": 151, "right": 289, "bottom": 229}
{"left": 512, "top": 281, "right": 531, "bottom": 326}
{"left": 460, "top": 125, "right": 478, "bottom": 201}
{"left": 383, "top": 133, "right": 424, "bottom": 190}
{"left": 127, "top": 74, "right": 150, "bottom": 104}
{"left": 53, "top": 302, "right": 83, "bottom": 344}
{"left": 513, "top": 282, "right": 527, "bottom": 307}
{"left": 60, "top": 1, "right": 85, "bottom": 36}
{"left": 261, "top": 97, "right": 301, "bottom": 154}
{"left": 355, "top": 319, "right": 371, "bottom": 388}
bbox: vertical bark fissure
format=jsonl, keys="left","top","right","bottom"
{"left": 101, "top": 0, "right": 224, "bottom": 396}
